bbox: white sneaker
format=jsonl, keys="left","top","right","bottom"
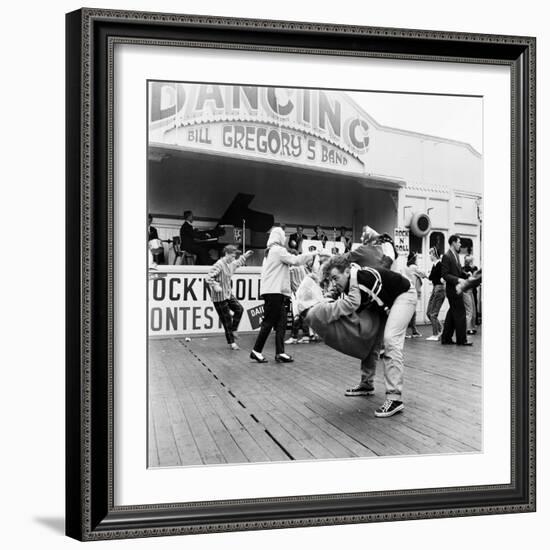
{"left": 230, "top": 343, "right": 239, "bottom": 350}
{"left": 297, "top": 336, "right": 310, "bottom": 344}
{"left": 285, "top": 337, "right": 298, "bottom": 345}
{"left": 426, "top": 335, "right": 440, "bottom": 341}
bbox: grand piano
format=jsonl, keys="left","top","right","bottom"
{"left": 177, "top": 193, "right": 274, "bottom": 264}
{"left": 213, "top": 192, "right": 274, "bottom": 239}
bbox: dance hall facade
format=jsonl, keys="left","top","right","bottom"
{"left": 147, "top": 82, "right": 482, "bottom": 336}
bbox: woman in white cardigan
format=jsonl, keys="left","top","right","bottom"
{"left": 250, "top": 227, "right": 316, "bottom": 363}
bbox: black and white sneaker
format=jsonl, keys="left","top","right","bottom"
{"left": 374, "top": 399, "right": 404, "bottom": 418}
{"left": 345, "top": 385, "right": 375, "bottom": 397}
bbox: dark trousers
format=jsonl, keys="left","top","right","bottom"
{"left": 152, "top": 251, "right": 165, "bottom": 265}
{"left": 253, "top": 294, "right": 287, "bottom": 355}
{"left": 181, "top": 241, "right": 211, "bottom": 265}
{"left": 291, "top": 314, "right": 309, "bottom": 339}
{"left": 441, "top": 293, "right": 467, "bottom": 344}
{"left": 213, "top": 297, "right": 244, "bottom": 344}
{"left": 426, "top": 284, "right": 445, "bottom": 335}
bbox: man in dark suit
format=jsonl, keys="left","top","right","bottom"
{"left": 440, "top": 234, "right": 472, "bottom": 346}
{"left": 311, "top": 225, "right": 328, "bottom": 244}
{"left": 335, "top": 226, "right": 352, "bottom": 252}
{"left": 288, "top": 225, "right": 308, "bottom": 252}
{"left": 179, "top": 210, "right": 211, "bottom": 265}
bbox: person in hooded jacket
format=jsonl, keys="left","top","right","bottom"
{"left": 250, "top": 227, "right": 317, "bottom": 364}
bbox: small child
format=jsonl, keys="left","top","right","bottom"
{"left": 206, "top": 245, "right": 253, "bottom": 350}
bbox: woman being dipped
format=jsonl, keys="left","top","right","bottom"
{"left": 250, "top": 226, "right": 317, "bottom": 364}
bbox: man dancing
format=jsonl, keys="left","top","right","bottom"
{"left": 324, "top": 255, "right": 416, "bottom": 418}
{"left": 440, "top": 235, "right": 472, "bottom": 346}
{"left": 206, "top": 245, "right": 253, "bottom": 350}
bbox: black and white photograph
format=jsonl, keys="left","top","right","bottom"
{"left": 1, "top": 0, "right": 543, "bottom": 546}
{"left": 56, "top": 1, "right": 537, "bottom": 544}
{"left": 147, "top": 81, "right": 483, "bottom": 468}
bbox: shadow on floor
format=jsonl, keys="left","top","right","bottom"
{"left": 34, "top": 517, "right": 65, "bottom": 535}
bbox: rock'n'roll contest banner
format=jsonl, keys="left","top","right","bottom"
{"left": 148, "top": 267, "right": 264, "bottom": 336}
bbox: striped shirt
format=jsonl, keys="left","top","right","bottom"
{"left": 289, "top": 265, "right": 310, "bottom": 294}
{"left": 206, "top": 255, "right": 247, "bottom": 302}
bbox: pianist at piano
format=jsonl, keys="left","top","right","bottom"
{"left": 179, "top": 210, "right": 214, "bottom": 265}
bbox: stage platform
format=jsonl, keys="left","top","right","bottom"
{"left": 148, "top": 327, "right": 482, "bottom": 467}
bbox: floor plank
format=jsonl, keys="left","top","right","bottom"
{"left": 148, "top": 325, "right": 483, "bottom": 467}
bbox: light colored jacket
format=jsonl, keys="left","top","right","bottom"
{"left": 260, "top": 227, "right": 314, "bottom": 297}
{"left": 405, "top": 263, "right": 426, "bottom": 297}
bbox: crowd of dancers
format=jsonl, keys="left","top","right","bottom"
{"left": 204, "top": 225, "right": 481, "bottom": 418}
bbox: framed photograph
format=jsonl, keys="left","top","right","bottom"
{"left": 66, "top": 8, "right": 536, "bottom": 541}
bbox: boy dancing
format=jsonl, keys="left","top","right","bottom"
{"left": 206, "top": 245, "right": 253, "bottom": 350}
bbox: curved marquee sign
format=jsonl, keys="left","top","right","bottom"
{"left": 148, "top": 82, "right": 373, "bottom": 175}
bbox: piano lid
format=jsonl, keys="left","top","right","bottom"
{"left": 216, "top": 193, "right": 274, "bottom": 233}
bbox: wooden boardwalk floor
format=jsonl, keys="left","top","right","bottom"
{"left": 148, "top": 327, "right": 482, "bottom": 468}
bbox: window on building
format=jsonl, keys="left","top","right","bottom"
{"left": 409, "top": 232, "right": 423, "bottom": 255}
{"left": 460, "top": 237, "right": 473, "bottom": 255}
{"left": 429, "top": 231, "right": 445, "bottom": 257}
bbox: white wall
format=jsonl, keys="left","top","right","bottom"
{"left": 371, "top": 129, "right": 482, "bottom": 193}
{"left": 0, "top": 2, "right": 546, "bottom": 550}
